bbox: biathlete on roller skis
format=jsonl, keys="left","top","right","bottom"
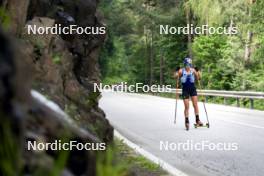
{"left": 174, "top": 57, "right": 208, "bottom": 131}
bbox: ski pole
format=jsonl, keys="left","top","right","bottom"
{"left": 174, "top": 77, "right": 179, "bottom": 124}
{"left": 198, "top": 80, "right": 210, "bottom": 124}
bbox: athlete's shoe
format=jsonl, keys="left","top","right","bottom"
{"left": 196, "top": 120, "right": 204, "bottom": 126}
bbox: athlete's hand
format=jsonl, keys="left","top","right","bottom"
{"left": 194, "top": 67, "right": 200, "bottom": 72}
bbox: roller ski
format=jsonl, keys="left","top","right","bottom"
{"left": 194, "top": 121, "right": 209, "bottom": 128}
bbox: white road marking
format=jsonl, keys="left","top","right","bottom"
{"left": 218, "top": 119, "right": 264, "bottom": 130}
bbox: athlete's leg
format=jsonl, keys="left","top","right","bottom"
{"left": 183, "top": 98, "right": 190, "bottom": 130}
{"left": 183, "top": 98, "right": 189, "bottom": 118}
{"left": 191, "top": 96, "right": 203, "bottom": 125}
{"left": 191, "top": 96, "right": 199, "bottom": 115}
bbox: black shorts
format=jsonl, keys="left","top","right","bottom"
{"left": 182, "top": 86, "right": 197, "bottom": 99}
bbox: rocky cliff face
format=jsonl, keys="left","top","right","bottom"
{"left": 0, "top": 0, "right": 113, "bottom": 175}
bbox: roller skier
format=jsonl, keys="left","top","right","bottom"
{"left": 175, "top": 58, "right": 204, "bottom": 130}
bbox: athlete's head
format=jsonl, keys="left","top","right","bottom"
{"left": 184, "top": 57, "right": 192, "bottom": 68}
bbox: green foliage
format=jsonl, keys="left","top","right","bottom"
{"left": 99, "top": 1, "right": 138, "bottom": 84}
{"left": 52, "top": 54, "right": 62, "bottom": 65}
{"left": 186, "top": 0, "right": 223, "bottom": 25}
{"left": 192, "top": 35, "right": 233, "bottom": 90}
{"left": 99, "top": 0, "right": 188, "bottom": 85}
{"left": 96, "top": 148, "right": 127, "bottom": 176}
{"left": 99, "top": 0, "right": 264, "bottom": 98}
{"left": 113, "top": 139, "right": 166, "bottom": 174}
{"left": 31, "top": 137, "right": 70, "bottom": 176}
{"left": 96, "top": 139, "right": 165, "bottom": 176}
{"left": 0, "top": 118, "right": 21, "bottom": 176}
{"left": 0, "top": 7, "right": 11, "bottom": 30}
{"left": 127, "top": 155, "right": 160, "bottom": 171}
{"left": 49, "top": 144, "right": 70, "bottom": 176}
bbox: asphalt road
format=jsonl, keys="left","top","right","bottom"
{"left": 99, "top": 92, "right": 264, "bottom": 176}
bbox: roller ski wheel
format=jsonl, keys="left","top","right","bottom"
{"left": 194, "top": 124, "right": 198, "bottom": 128}
{"left": 194, "top": 123, "right": 210, "bottom": 128}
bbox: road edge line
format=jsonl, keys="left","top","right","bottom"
{"left": 114, "top": 130, "right": 189, "bottom": 176}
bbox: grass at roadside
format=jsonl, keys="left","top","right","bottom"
{"left": 108, "top": 138, "right": 168, "bottom": 176}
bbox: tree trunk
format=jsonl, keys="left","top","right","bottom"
{"left": 244, "top": 31, "right": 253, "bottom": 63}
{"left": 185, "top": 4, "right": 193, "bottom": 58}
{"left": 144, "top": 25, "right": 149, "bottom": 85}
{"left": 150, "top": 30, "right": 154, "bottom": 85}
{"left": 244, "top": 0, "right": 254, "bottom": 64}
{"left": 160, "top": 54, "right": 164, "bottom": 85}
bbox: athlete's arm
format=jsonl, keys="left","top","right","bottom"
{"left": 173, "top": 68, "right": 182, "bottom": 79}
{"left": 193, "top": 68, "right": 201, "bottom": 80}
{"left": 177, "top": 69, "right": 182, "bottom": 79}
{"left": 176, "top": 69, "right": 182, "bottom": 89}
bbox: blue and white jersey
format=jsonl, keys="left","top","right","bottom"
{"left": 181, "top": 68, "right": 195, "bottom": 87}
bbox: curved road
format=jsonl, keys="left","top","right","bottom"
{"left": 99, "top": 92, "right": 264, "bottom": 176}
